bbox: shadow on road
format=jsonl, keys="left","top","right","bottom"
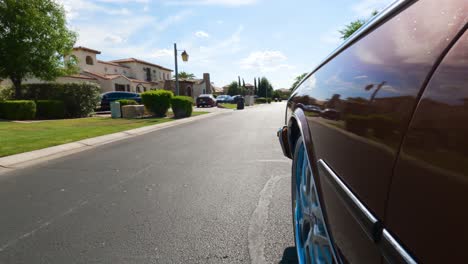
{"left": 279, "top": 247, "right": 298, "bottom": 264}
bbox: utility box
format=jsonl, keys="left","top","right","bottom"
{"left": 110, "top": 101, "right": 121, "bottom": 118}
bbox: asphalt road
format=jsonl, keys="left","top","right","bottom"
{"left": 0, "top": 102, "right": 296, "bottom": 264}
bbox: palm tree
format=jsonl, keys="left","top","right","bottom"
{"left": 177, "top": 71, "right": 196, "bottom": 79}
{"left": 365, "top": 81, "right": 386, "bottom": 104}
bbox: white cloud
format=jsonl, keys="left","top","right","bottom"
{"left": 164, "top": 0, "right": 257, "bottom": 6}
{"left": 104, "top": 34, "right": 126, "bottom": 44}
{"left": 56, "top": 0, "right": 135, "bottom": 20}
{"left": 151, "top": 49, "right": 173, "bottom": 58}
{"left": 240, "top": 50, "right": 293, "bottom": 73}
{"left": 195, "top": 31, "right": 210, "bottom": 38}
{"left": 319, "top": 29, "right": 342, "bottom": 47}
{"left": 352, "top": 0, "right": 394, "bottom": 17}
{"left": 155, "top": 10, "right": 193, "bottom": 31}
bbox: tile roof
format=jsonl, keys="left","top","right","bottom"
{"left": 64, "top": 74, "right": 97, "bottom": 80}
{"left": 97, "top": 60, "right": 130, "bottom": 68}
{"left": 73, "top": 46, "right": 101, "bottom": 54}
{"left": 110, "top": 58, "right": 173, "bottom": 72}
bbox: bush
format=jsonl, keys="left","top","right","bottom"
{"left": 20, "top": 83, "right": 100, "bottom": 118}
{"left": 171, "top": 96, "right": 193, "bottom": 119}
{"left": 116, "top": 99, "right": 138, "bottom": 113}
{"left": 0, "top": 100, "right": 36, "bottom": 120}
{"left": 256, "top": 97, "right": 267, "bottom": 104}
{"left": 116, "top": 99, "right": 138, "bottom": 107}
{"left": 36, "top": 100, "right": 65, "bottom": 119}
{"left": 141, "top": 90, "right": 173, "bottom": 117}
{"left": 267, "top": 98, "right": 272, "bottom": 104}
{"left": 345, "top": 114, "right": 369, "bottom": 136}
{"left": 0, "top": 86, "right": 13, "bottom": 101}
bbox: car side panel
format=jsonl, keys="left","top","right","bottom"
{"left": 289, "top": 0, "right": 467, "bottom": 261}
{"left": 387, "top": 27, "right": 468, "bottom": 263}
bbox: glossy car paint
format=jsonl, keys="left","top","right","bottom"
{"left": 283, "top": 0, "right": 468, "bottom": 262}
{"left": 387, "top": 28, "right": 468, "bottom": 263}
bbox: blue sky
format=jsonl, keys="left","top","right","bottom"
{"left": 58, "top": 0, "right": 394, "bottom": 89}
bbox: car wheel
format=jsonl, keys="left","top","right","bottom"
{"left": 292, "top": 136, "right": 336, "bottom": 264}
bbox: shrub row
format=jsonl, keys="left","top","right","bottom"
{"left": 0, "top": 100, "right": 36, "bottom": 120}
{"left": 36, "top": 100, "right": 66, "bottom": 119}
{"left": 141, "top": 90, "right": 173, "bottom": 117}
{"left": 256, "top": 97, "right": 272, "bottom": 104}
{"left": 116, "top": 99, "right": 138, "bottom": 113}
{"left": 171, "top": 96, "right": 193, "bottom": 119}
{"left": 0, "top": 100, "right": 66, "bottom": 120}
{"left": 17, "top": 83, "right": 100, "bottom": 118}
{"left": 345, "top": 114, "right": 398, "bottom": 139}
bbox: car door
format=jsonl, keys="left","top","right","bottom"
{"left": 386, "top": 27, "right": 468, "bottom": 263}
{"left": 289, "top": 0, "right": 467, "bottom": 262}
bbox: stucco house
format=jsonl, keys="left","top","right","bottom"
{"left": 0, "top": 46, "right": 173, "bottom": 93}
{"left": 164, "top": 73, "right": 219, "bottom": 100}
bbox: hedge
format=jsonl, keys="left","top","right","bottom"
{"left": 0, "top": 100, "right": 36, "bottom": 120}
{"left": 256, "top": 97, "right": 267, "bottom": 104}
{"left": 345, "top": 114, "right": 369, "bottom": 136}
{"left": 141, "top": 90, "right": 173, "bottom": 117}
{"left": 19, "top": 83, "right": 100, "bottom": 118}
{"left": 369, "top": 115, "right": 397, "bottom": 139}
{"left": 117, "top": 99, "right": 138, "bottom": 113}
{"left": 171, "top": 96, "right": 193, "bottom": 119}
{"left": 36, "top": 100, "right": 65, "bottom": 119}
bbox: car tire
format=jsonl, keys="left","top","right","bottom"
{"left": 292, "top": 136, "right": 336, "bottom": 264}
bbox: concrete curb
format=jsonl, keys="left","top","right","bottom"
{"left": 0, "top": 111, "right": 226, "bottom": 171}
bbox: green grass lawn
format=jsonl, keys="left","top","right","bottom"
{"left": 218, "top": 103, "right": 237, "bottom": 109}
{"left": 0, "top": 112, "right": 207, "bottom": 157}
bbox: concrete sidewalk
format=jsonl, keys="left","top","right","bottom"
{"left": 0, "top": 111, "right": 226, "bottom": 173}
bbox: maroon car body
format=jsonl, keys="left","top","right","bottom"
{"left": 278, "top": 0, "right": 467, "bottom": 263}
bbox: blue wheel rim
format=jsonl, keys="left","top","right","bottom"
{"left": 294, "top": 143, "right": 335, "bottom": 264}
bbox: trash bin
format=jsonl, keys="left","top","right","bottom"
{"left": 237, "top": 98, "right": 245, "bottom": 110}
{"left": 110, "top": 101, "right": 121, "bottom": 118}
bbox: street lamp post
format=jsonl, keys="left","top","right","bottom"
{"left": 174, "top": 43, "right": 189, "bottom": 96}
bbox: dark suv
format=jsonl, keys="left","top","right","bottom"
{"left": 100, "top": 92, "right": 141, "bottom": 111}
{"left": 278, "top": 1, "right": 467, "bottom": 263}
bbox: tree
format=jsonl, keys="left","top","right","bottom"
{"left": 242, "top": 78, "right": 245, "bottom": 88}
{"left": 238, "top": 76, "right": 241, "bottom": 87}
{"left": 0, "top": 0, "right": 77, "bottom": 99}
{"left": 258, "top": 77, "right": 273, "bottom": 98}
{"left": 339, "top": 10, "right": 379, "bottom": 40}
{"left": 227, "top": 81, "right": 239, "bottom": 96}
{"left": 254, "top": 78, "right": 258, "bottom": 95}
{"left": 177, "top": 71, "right": 196, "bottom": 79}
{"left": 290, "top": 73, "right": 308, "bottom": 91}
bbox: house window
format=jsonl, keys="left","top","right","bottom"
{"left": 115, "top": 84, "right": 125, "bottom": 91}
{"left": 145, "top": 68, "right": 152, "bottom": 82}
{"left": 85, "top": 56, "right": 94, "bottom": 65}
{"left": 104, "top": 67, "right": 108, "bottom": 72}
{"left": 114, "top": 69, "right": 118, "bottom": 73}
{"left": 187, "top": 87, "right": 192, "bottom": 97}
{"left": 160, "top": 72, "right": 163, "bottom": 80}
{"left": 126, "top": 85, "right": 130, "bottom": 92}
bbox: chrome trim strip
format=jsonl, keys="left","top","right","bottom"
{"left": 318, "top": 159, "right": 381, "bottom": 241}
{"left": 381, "top": 229, "right": 417, "bottom": 264}
{"left": 292, "top": 0, "right": 414, "bottom": 91}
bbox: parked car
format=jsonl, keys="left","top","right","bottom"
{"left": 99, "top": 91, "right": 141, "bottom": 111}
{"left": 216, "top": 95, "right": 233, "bottom": 104}
{"left": 303, "top": 105, "right": 321, "bottom": 113}
{"left": 320, "top": 108, "right": 340, "bottom": 120}
{"left": 196, "top": 94, "right": 217, "bottom": 107}
{"left": 278, "top": 1, "right": 468, "bottom": 263}
{"left": 231, "top": 95, "right": 244, "bottom": 104}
